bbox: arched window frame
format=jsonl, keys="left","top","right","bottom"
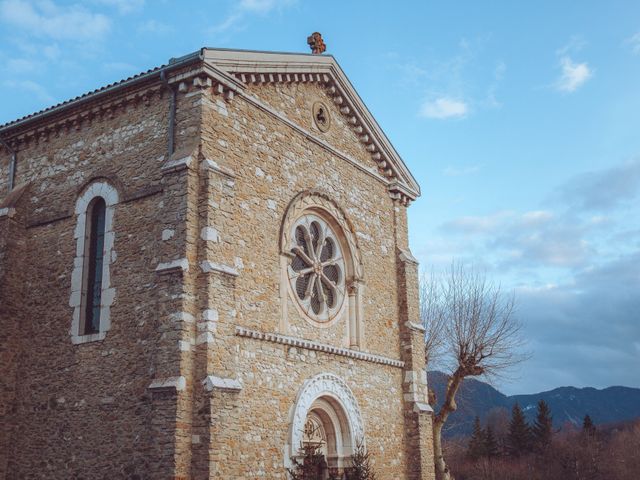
{"left": 69, "top": 181, "right": 118, "bottom": 344}
{"left": 286, "top": 373, "right": 365, "bottom": 471}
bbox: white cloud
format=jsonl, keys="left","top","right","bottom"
{"left": 441, "top": 208, "right": 595, "bottom": 268}
{"left": 626, "top": 32, "right": 640, "bottom": 55}
{"left": 556, "top": 35, "right": 587, "bottom": 56}
{"left": 521, "top": 210, "right": 554, "bottom": 226}
{"left": 484, "top": 60, "right": 506, "bottom": 108}
{"left": 494, "top": 60, "right": 506, "bottom": 80}
{"left": 209, "top": 12, "right": 242, "bottom": 34}
{"left": 4, "top": 79, "right": 55, "bottom": 103}
{"left": 443, "top": 164, "right": 481, "bottom": 177}
{"left": 555, "top": 56, "right": 592, "bottom": 93}
{"left": 238, "top": 0, "right": 293, "bottom": 14}
{"left": 0, "top": 0, "right": 111, "bottom": 41}
{"left": 6, "top": 57, "right": 38, "bottom": 73}
{"left": 209, "top": 0, "right": 295, "bottom": 34}
{"left": 103, "top": 61, "right": 137, "bottom": 72}
{"left": 94, "top": 0, "right": 144, "bottom": 14}
{"left": 138, "top": 19, "right": 172, "bottom": 34}
{"left": 42, "top": 43, "right": 60, "bottom": 60}
{"left": 420, "top": 96, "right": 468, "bottom": 119}
{"left": 556, "top": 157, "right": 640, "bottom": 210}
{"left": 442, "top": 211, "right": 514, "bottom": 234}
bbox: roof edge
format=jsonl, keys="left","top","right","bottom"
{"left": 202, "top": 48, "right": 420, "bottom": 199}
{"left": 0, "top": 50, "right": 204, "bottom": 135}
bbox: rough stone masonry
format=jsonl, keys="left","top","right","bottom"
{"left": 0, "top": 46, "right": 436, "bottom": 479}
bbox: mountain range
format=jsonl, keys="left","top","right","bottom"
{"left": 427, "top": 371, "right": 640, "bottom": 438}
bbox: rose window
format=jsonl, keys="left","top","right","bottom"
{"left": 288, "top": 214, "right": 345, "bottom": 322}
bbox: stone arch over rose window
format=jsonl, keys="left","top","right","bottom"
{"left": 279, "top": 190, "right": 364, "bottom": 348}
{"left": 286, "top": 373, "right": 365, "bottom": 471}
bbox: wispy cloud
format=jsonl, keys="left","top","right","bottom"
{"left": 138, "top": 19, "right": 172, "bottom": 34}
{"left": 443, "top": 164, "right": 482, "bottom": 177}
{"left": 419, "top": 96, "right": 468, "bottom": 119}
{"left": 442, "top": 208, "right": 593, "bottom": 268}
{"left": 5, "top": 57, "right": 38, "bottom": 73}
{"left": 407, "top": 36, "right": 505, "bottom": 119}
{"left": 553, "top": 37, "right": 592, "bottom": 93}
{"left": 238, "top": 0, "right": 293, "bottom": 14}
{"left": 554, "top": 157, "right": 640, "bottom": 211}
{"left": 555, "top": 56, "right": 592, "bottom": 93}
{"left": 209, "top": 0, "right": 295, "bottom": 34}
{"left": 103, "top": 61, "right": 138, "bottom": 72}
{"left": 3, "top": 79, "right": 55, "bottom": 104}
{"left": 441, "top": 210, "right": 514, "bottom": 235}
{"left": 625, "top": 31, "right": 640, "bottom": 55}
{"left": 435, "top": 158, "right": 640, "bottom": 274}
{"left": 484, "top": 60, "right": 506, "bottom": 108}
{"left": 0, "top": 0, "right": 111, "bottom": 41}
{"left": 516, "top": 250, "right": 640, "bottom": 391}
{"left": 94, "top": 0, "right": 144, "bottom": 14}
{"left": 556, "top": 35, "right": 587, "bottom": 56}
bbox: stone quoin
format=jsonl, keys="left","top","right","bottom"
{"left": 0, "top": 45, "right": 435, "bottom": 479}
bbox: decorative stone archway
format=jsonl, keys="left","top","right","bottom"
{"left": 286, "top": 373, "right": 364, "bottom": 471}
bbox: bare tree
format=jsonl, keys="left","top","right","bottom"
{"left": 421, "top": 263, "right": 527, "bottom": 480}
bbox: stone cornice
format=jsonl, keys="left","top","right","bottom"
{"left": 202, "top": 48, "right": 420, "bottom": 203}
{"left": 148, "top": 376, "right": 186, "bottom": 392}
{"left": 239, "top": 92, "right": 388, "bottom": 191}
{"left": 0, "top": 57, "right": 241, "bottom": 151}
{"left": 155, "top": 258, "right": 189, "bottom": 275}
{"left": 2, "top": 82, "right": 165, "bottom": 151}
{"left": 235, "top": 326, "right": 404, "bottom": 368}
{"left": 0, "top": 48, "right": 420, "bottom": 205}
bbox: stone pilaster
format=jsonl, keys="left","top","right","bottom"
{"left": 0, "top": 199, "right": 27, "bottom": 479}
{"left": 393, "top": 202, "right": 436, "bottom": 480}
{"left": 195, "top": 155, "right": 244, "bottom": 478}
{"left": 148, "top": 86, "right": 204, "bottom": 479}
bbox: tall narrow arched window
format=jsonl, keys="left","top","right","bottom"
{"left": 83, "top": 197, "right": 106, "bottom": 334}
{"left": 70, "top": 181, "right": 118, "bottom": 344}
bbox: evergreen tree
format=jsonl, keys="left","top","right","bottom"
{"left": 484, "top": 425, "right": 500, "bottom": 458}
{"left": 467, "top": 416, "right": 486, "bottom": 461}
{"left": 582, "top": 414, "right": 597, "bottom": 437}
{"left": 507, "top": 402, "right": 532, "bottom": 457}
{"left": 288, "top": 444, "right": 326, "bottom": 480}
{"left": 345, "top": 442, "right": 377, "bottom": 480}
{"left": 532, "top": 399, "right": 553, "bottom": 452}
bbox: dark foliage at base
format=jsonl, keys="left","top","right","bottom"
{"left": 449, "top": 410, "right": 640, "bottom": 480}
{"left": 344, "top": 442, "right": 377, "bottom": 480}
{"left": 288, "top": 443, "right": 377, "bottom": 480}
{"left": 288, "top": 445, "right": 329, "bottom": 480}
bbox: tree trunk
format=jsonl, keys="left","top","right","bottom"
{"left": 432, "top": 368, "right": 466, "bottom": 480}
{"left": 433, "top": 418, "right": 452, "bottom": 480}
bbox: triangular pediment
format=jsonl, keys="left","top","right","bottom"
{"left": 201, "top": 48, "right": 420, "bottom": 203}
{"left": 0, "top": 47, "right": 420, "bottom": 203}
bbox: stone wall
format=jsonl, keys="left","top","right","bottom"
{"left": 0, "top": 76, "right": 198, "bottom": 478}
{"left": 0, "top": 193, "right": 27, "bottom": 478}
{"left": 197, "top": 81, "right": 401, "bottom": 355}
{"left": 0, "top": 58, "right": 435, "bottom": 479}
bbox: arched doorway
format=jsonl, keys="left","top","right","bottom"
{"left": 287, "top": 373, "right": 364, "bottom": 475}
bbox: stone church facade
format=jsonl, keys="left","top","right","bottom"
{"left": 0, "top": 47, "right": 435, "bottom": 479}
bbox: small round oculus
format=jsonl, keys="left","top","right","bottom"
{"left": 312, "top": 101, "right": 331, "bottom": 133}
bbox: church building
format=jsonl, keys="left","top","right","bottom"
{"left": 0, "top": 40, "right": 435, "bottom": 479}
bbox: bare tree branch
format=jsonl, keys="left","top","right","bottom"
{"left": 420, "top": 262, "right": 528, "bottom": 480}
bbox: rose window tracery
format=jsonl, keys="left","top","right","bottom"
{"left": 288, "top": 213, "right": 345, "bottom": 323}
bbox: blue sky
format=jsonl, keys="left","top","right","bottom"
{"left": 1, "top": 0, "right": 639, "bottom": 395}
